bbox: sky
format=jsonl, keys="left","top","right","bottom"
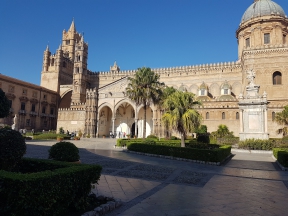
{"left": 0, "top": 0, "right": 287, "bottom": 85}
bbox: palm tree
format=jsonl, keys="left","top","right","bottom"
{"left": 274, "top": 106, "right": 288, "bottom": 136}
{"left": 162, "top": 91, "right": 202, "bottom": 147}
{"left": 126, "top": 67, "right": 164, "bottom": 138}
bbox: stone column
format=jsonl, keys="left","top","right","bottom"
{"left": 134, "top": 118, "right": 138, "bottom": 137}
{"left": 264, "top": 108, "right": 268, "bottom": 133}
{"left": 112, "top": 118, "right": 115, "bottom": 136}
{"left": 95, "top": 118, "right": 100, "bottom": 138}
{"left": 239, "top": 109, "right": 243, "bottom": 133}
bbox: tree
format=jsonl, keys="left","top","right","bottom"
{"left": 126, "top": 67, "right": 164, "bottom": 138}
{"left": 162, "top": 91, "right": 202, "bottom": 147}
{"left": 0, "top": 88, "right": 10, "bottom": 118}
{"left": 274, "top": 106, "right": 288, "bottom": 136}
{"left": 211, "top": 124, "right": 234, "bottom": 139}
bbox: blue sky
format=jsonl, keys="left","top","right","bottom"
{"left": 1, "top": 0, "right": 287, "bottom": 85}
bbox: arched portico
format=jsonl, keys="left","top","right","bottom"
{"left": 97, "top": 103, "right": 113, "bottom": 137}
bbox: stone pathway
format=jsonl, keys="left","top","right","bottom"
{"left": 25, "top": 139, "right": 288, "bottom": 215}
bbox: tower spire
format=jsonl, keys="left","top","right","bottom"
{"left": 69, "top": 18, "right": 76, "bottom": 32}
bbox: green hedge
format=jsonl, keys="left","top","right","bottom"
{"left": 238, "top": 139, "right": 276, "bottom": 150}
{"left": 0, "top": 158, "right": 102, "bottom": 216}
{"left": 117, "top": 138, "right": 190, "bottom": 147}
{"left": 217, "top": 137, "right": 239, "bottom": 145}
{"left": 33, "top": 133, "right": 70, "bottom": 140}
{"left": 127, "top": 143, "right": 231, "bottom": 162}
{"left": 273, "top": 148, "right": 288, "bottom": 167}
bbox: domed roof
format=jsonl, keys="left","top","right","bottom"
{"left": 199, "top": 82, "right": 208, "bottom": 90}
{"left": 241, "top": 0, "right": 286, "bottom": 24}
{"left": 221, "top": 81, "right": 232, "bottom": 90}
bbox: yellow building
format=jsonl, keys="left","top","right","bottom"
{"left": 0, "top": 74, "right": 58, "bottom": 131}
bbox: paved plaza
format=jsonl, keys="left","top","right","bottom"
{"left": 25, "top": 138, "right": 288, "bottom": 216}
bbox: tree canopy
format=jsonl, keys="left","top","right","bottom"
{"left": 125, "top": 67, "right": 165, "bottom": 138}
{"left": 0, "top": 88, "right": 10, "bottom": 118}
{"left": 274, "top": 106, "right": 288, "bottom": 136}
{"left": 162, "top": 90, "right": 202, "bottom": 147}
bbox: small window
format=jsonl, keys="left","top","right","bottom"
{"left": 51, "top": 58, "right": 54, "bottom": 66}
{"left": 222, "top": 112, "right": 225, "bottom": 120}
{"left": 283, "top": 35, "right": 286, "bottom": 44}
{"left": 22, "top": 89, "right": 27, "bottom": 95}
{"left": 50, "top": 108, "right": 54, "bottom": 115}
{"left": 26, "top": 119, "right": 30, "bottom": 126}
{"left": 206, "top": 112, "right": 209, "bottom": 120}
{"left": 245, "top": 38, "right": 250, "bottom": 48}
{"left": 44, "top": 121, "right": 47, "bottom": 127}
{"left": 42, "top": 107, "right": 46, "bottom": 114}
{"left": 32, "top": 91, "right": 37, "bottom": 98}
{"left": 43, "top": 94, "right": 47, "bottom": 100}
{"left": 21, "top": 102, "right": 25, "bottom": 110}
{"left": 273, "top": 71, "right": 282, "bottom": 85}
{"left": 272, "top": 112, "right": 276, "bottom": 121}
{"left": 63, "top": 61, "right": 66, "bottom": 68}
{"left": 224, "top": 89, "right": 228, "bottom": 95}
{"left": 236, "top": 112, "right": 239, "bottom": 120}
{"left": 66, "top": 40, "right": 70, "bottom": 45}
{"left": 201, "top": 89, "right": 205, "bottom": 96}
{"left": 31, "top": 104, "right": 36, "bottom": 112}
{"left": 264, "top": 33, "right": 270, "bottom": 44}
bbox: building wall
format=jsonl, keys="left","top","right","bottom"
{"left": 0, "top": 74, "right": 59, "bottom": 131}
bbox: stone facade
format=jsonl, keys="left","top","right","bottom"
{"left": 0, "top": 74, "right": 59, "bottom": 131}
{"left": 2, "top": 1, "right": 287, "bottom": 139}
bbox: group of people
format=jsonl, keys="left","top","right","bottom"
{"left": 109, "top": 131, "right": 126, "bottom": 138}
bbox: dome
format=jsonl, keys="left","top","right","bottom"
{"left": 199, "top": 82, "right": 208, "bottom": 90}
{"left": 241, "top": 0, "right": 286, "bottom": 24}
{"left": 221, "top": 81, "right": 232, "bottom": 90}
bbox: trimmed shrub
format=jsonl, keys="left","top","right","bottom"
{"left": 0, "top": 128, "right": 26, "bottom": 171}
{"left": 146, "top": 134, "right": 158, "bottom": 140}
{"left": 238, "top": 139, "right": 276, "bottom": 150}
{"left": 33, "top": 133, "right": 70, "bottom": 140}
{"left": 273, "top": 148, "right": 288, "bottom": 167}
{"left": 217, "top": 137, "right": 239, "bottom": 145}
{"left": 48, "top": 142, "right": 80, "bottom": 162}
{"left": 197, "top": 134, "right": 210, "bottom": 144}
{"left": 144, "top": 139, "right": 156, "bottom": 145}
{"left": 170, "top": 136, "right": 179, "bottom": 140}
{"left": 127, "top": 143, "right": 231, "bottom": 162}
{"left": 0, "top": 158, "right": 102, "bottom": 216}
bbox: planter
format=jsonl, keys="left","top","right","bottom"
{"left": 103, "top": 135, "right": 106, "bottom": 138}
{"left": 57, "top": 137, "right": 64, "bottom": 141}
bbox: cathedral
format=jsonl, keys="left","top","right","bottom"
{"left": 28, "top": 0, "right": 288, "bottom": 138}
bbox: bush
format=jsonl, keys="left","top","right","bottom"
{"left": 48, "top": 142, "right": 80, "bottom": 162}
{"left": 0, "top": 158, "right": 102, "bottom": 216}
{"left": 238, "top": 139, "right": 276, "bottom": 150}
{"left": 143, "top": 139, "right": 156, "bottom": 145}
{"left": 146, "top": 134, "right": 158, "bottom": 140}
{"left": 33, "top": 133, "right": 70, "bottom": 140}
{"left": 273, "top": 148, "right": 288, "bottom": 167}
{"left": 217, "top": 137, "right": 239, "bottom": 145}
{"left": 0, "top": 128, "right": 26, "bottom": 171}
{"left": 59, "top": 127, "right": 64, "bottom": 134}
{"left": 197, "top": 134, "right": 210, "bottom": 144}
{"left": 127, "top": 143, "right": 231, "bottom": 162}
{"left": 170, "top": 136, "right": 179, "bottom": 140}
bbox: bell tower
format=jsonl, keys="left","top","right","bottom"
{"left": 71, "top": 35, "right": 89, "bottom": 104}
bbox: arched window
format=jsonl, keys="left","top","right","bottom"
{"left": 222, "top": 112, "right": 225, "bottom": 120}
{"left": 236, "top": 112, "right": 239, "bottom": 120}
{"left": 272, "top": 112, "right": 276, "bottom": 121}
{"left": 273, "top": 72, "right": 282, "bottom": 85}
{"left": 63, "top": 61, "right": 66, "bottom": 68}
{"left": 51, "top": 58, "right": 54, "bottom": 66}
{"left": 206, "top": 112, "right": 209, "bottom": 119}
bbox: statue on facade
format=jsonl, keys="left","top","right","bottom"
{"left": 247, "top": 69, "right": 256, "bottom": 87}
{"left": 11, "top": 114, "right": 18, "bottom": 131}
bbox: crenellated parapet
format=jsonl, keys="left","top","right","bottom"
{"left": 87, "top": 61, "right": 242, "bottom": 79}
{"left": 58, "top": 107, "right": 85, "bottom": 111}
